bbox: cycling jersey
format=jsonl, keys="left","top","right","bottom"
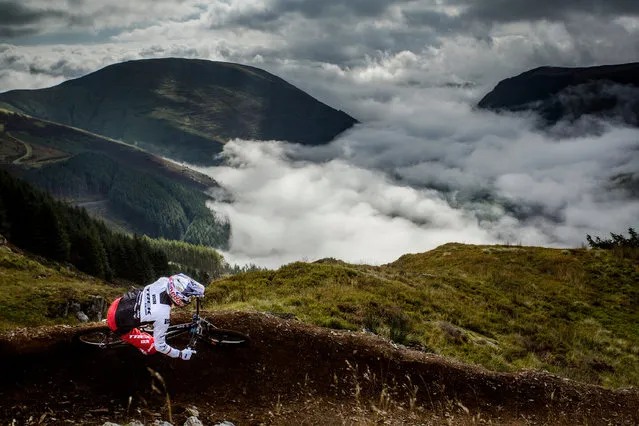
{"left": 111, "top": 277, "right": 181, "bottom": 358}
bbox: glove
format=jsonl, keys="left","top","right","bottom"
{"left": 180, "top": 347, "right": 196, "bottom": 360}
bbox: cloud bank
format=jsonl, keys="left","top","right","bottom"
{"left": 199, "top": 84, "right": 639, "bottom": 267}
{"left": 204, "top": 140, "right": 500, "bottom": 267}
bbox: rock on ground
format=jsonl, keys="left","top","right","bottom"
{"left": 183, "top": 417, "right": 203, "bottom": 426}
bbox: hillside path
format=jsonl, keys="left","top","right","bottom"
{"left": 1, "top": 311, "right": 638, "bottom": 425}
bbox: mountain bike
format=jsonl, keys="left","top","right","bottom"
{"left": 74, "top": 297, "right": 249, "bottom": 350}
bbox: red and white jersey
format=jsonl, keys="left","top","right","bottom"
{"left": 136, "top": 278, "right": 180, "bottom": 358}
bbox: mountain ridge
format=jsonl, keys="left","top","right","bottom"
{"left": 478, "top": 62, "right": 639, "bottom": 126}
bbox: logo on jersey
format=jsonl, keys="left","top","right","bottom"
{"left": 144, "top": 289, "right": 152, "bottom": 315}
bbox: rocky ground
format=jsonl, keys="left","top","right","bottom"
{"left": 1, "top": 311, "right": 638, "bottom": 425}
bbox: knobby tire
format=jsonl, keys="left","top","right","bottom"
{"left": 199, "top": 327, "right": 249, "bottom": 347}
{"left": 74, "top": 326, "right": 127, "bottom": 348}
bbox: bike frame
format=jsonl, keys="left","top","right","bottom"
{"left": 129, "top": 297, "right": 208, "bottom": 348}
{"left": 167, "top": 297, "right": 213, "bottom": 348}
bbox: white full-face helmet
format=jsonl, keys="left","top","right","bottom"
{"left": 166, "top": 273, "right": 205, "bottom": 307}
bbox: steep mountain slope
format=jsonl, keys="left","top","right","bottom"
{"left": 0, "top": 109, "right": 214, "bottom": 189}
{"left": 0, "top": 110, "right": 229, "bottom": 248}
{"left": 0, "top": 58, "right": 358, "bottom": 164}
{"left": 478, "top": 62, "right": 639, "bottom": 126}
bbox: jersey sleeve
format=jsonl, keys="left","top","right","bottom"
{"left": 152, "top": 305, "right": 181, "bottom": 358}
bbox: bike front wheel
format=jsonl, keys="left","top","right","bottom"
{"left": 199, "top": 327, "right": 249, "bottom": 347}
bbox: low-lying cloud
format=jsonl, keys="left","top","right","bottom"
{"left": 203, "top": 140, "right": 501, "bottom": 267}
{"left": 199, "top": 85, "right": 639, "bottom": 268}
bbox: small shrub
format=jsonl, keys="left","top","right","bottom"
{"left": 438, "top": 321, "right": 468, "bottom": 344}
{"left": 362, "top": 307, "right": 382, "bottom": 333}
{"left": 587, "top": 228, "right": 639, "bottom": 260}
{"left": 387, "top": 309, "right": 412, "bottom": 344}
{"left": 318, "top": 316, "right": 353, "bottom": 330}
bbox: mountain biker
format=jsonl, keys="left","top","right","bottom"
{"left": 106, "top": 273, "right": 205, "bottom": 360}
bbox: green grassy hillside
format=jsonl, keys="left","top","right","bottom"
{"left": 205, "top": 243, "right": 639, "bottom": 388}
{"left": 0, "top": 242, "right": 125, "bottom": 331}
{"left": 3, "top": 231, "right": 636, "bottom": 388}
{"left": 0, "top": 58, "right": 357, "bottom": 164}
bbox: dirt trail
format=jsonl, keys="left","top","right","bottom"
{"left": 1, "top": 311, "right": 637, "bottom": 425}
{"left": 7, "top": 133, "right": 32, "bottom": 164}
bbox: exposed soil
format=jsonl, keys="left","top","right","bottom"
{"left": 1, "top": 311, "right": 637, "bottom": 425}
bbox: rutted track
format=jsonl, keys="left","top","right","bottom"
{"left": 1, "top": 311, "right": 637, "bottom": 425}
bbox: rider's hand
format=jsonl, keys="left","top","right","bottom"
{"left": 180, "top": 347, "right": 196, "bottom": 360}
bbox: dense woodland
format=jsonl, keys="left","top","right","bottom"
{"left": 26, "top": 152, "right": 230, "bottom": 248}
{"left": 145, "top": 236, "right": 225, "bottom": 284}
{"left": 0, "top": 170, "right": 229, "bottom": 285}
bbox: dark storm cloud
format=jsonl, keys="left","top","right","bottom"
{"left": 0, "top": 1, "right": 67, "bottom": 38}
{"left": 402, "top": 9, "right": 463, "bottom": 32}
{"left": 0, "top": 0, "right": 202, "bottom": 40}
{"left": 460, "top": 0, "right": 639, "bottom": 23}
{"left": 224, "top": 0, "right": 417, "bottom": 29}
{"left": 0, "top": 27, "right": 36, "bottom": 38}
{"left": 256, "top": 23, "right": 441, "bottom": 66}
{"left": 270, "top": 0, "right": 410, "bottom": 19}
{"left": 216, "top": 1, "right": 450, "bottom": 68}
{"left": 0, "top": 1, "right": 65, "bottom": 25}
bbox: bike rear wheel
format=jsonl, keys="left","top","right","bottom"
{"left": 74, "top": 326, "right": 126, "bottom": 348}
{"left": 199, "top": 327, "right": 249, "bottom": 347}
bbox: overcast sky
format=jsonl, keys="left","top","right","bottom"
{"left": 2, "top": 0, "right": 639, "bottom": 101}
{"left": 2, "top": 0, "right": 639, "bottom": 266}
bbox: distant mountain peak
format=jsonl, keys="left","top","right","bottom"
{"left": 478, "top": 62, "right": 639, "bottom": 127}
{"left": 0, "top": 58, "right": 358, "bottom": 164}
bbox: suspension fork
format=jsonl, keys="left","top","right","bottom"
{"left": 188, "top": 298, "right": 203, "bottom": 348}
